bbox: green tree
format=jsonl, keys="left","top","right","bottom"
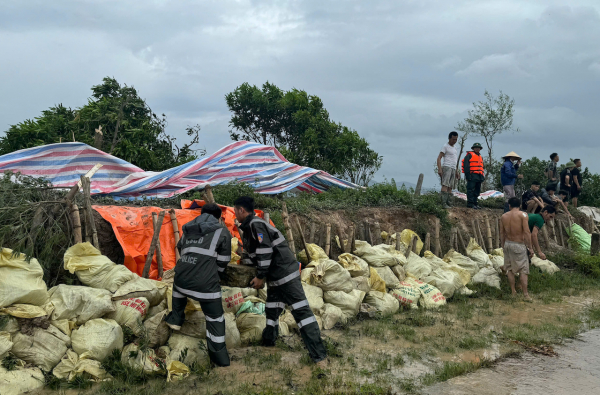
{"left": 456, "top": 90, "right": 519, "bottom": 187}
{"left": 225, "top": 82, "right": 382, "bottom": 185}
{"left": 0, "top": 77, "right": 203, "bottom": 171}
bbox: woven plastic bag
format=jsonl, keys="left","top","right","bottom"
{"left": 404, "top": 253, "right": 433, "bottom": 279}
{"left": 47, "top": 284, "right": 115, "bottom": 325}
{"left": 320, "top": 303, "right": 344, "bottom": 329}
{"left": 466, "top": 238, "right": 494, "bottom": 269}
{"left": 443, "top": 250, "right": 480, "bottom": 277}
{"left": 390, "top": 282, "right": 419, "bottom": 309}
{"left": 71, "top": 319, "right": 124, "bottom": 362}
{"left": 423, "top": 268, "right": 464, "bottom": 298}
{"left": 352, "top": 276, "right": 371, "bottom": 294}
{"left": 144, "top": 311, "right": 171, "bottom": 348}
{"left": 236, "top": 313, "right": 267, "bottom": 344}
{"left": 404, "top": 278, "right": 446, "bottom": 309}
{"left": 222, "top": 287, "right": 245, "bottom": 314}
{"left": 0, "top": 332, "right": 12, "bottom": 359}
{"left": 11, "top": 325, "right": 70, "bottom": 371}
{"left": 0, "top": 248, "right": 48, "bottom": 308}
{"left": 112, "top": 277, "right": 167, "bottom": 306}
{"left": 368, "top": 267, "right": 386, "bottom": 293}
{"left": 168, "top": 334, "right": 209, "bottom": 366}
{"left": 400, "top": 230, "right": 424, "bottom": 255}
{"left": 302, "top": 283, "right": 325, "bottom": 314}
{"left": 0, "top": 366, "right": 45, "bottom": 395}
{"left": 225, "top": 312, "right": 242, "bottom": 349}
{"left": 53, "top": 349, "right": 110, "bottom": 381}
{"left": 472, "top": 266, "right": 501, "bottom": 289}
{"left": 107, "top": 297, "right": 149, "bottom": 336}
{"left": 531, "top": 256, "right": 560, "bottom": 274}
{"left": 310, "top": 260, "right": 353, "bottom": 292}
{"left": 323, "top": 289, "right": 365, "bottom": 320}
{"left": 364, "top": 291, "right": 399, "bottom": 315}
{"left": 338, "top": 253, "right": 369, "bottom": 277}
{"left": 298, "top": 244, "right": 329, "bottom": 265}
{"left": 353, "top": 241, "right": 398, "bottom": 267}
{"left": 179, "top": 310, "right": 206, "bottom": 339}
{"left": 374, "top": 266, "right": 401, "bottom": 289}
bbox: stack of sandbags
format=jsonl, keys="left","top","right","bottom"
{"left": 45, "top": 285, "right": 115, "bottom": 325}
{"left": 443, "top": 250, "right": 479, "bottom": 277}
{"left": 466, "top": 238, "right": 495, "bottom": 269}
{"left": 353, "top": 241, "right": 403, "bottom": 288}
{"left": 466, "top": 239, "right": 501, "bottom": 289}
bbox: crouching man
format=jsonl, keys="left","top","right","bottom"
{"left": 165, "top": 203, "right": 232, "bottom": 367}
{"left": 234, "top": 196, "right": 328, "bottom": 367}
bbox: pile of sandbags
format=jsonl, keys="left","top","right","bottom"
{"left": 466, "top": 239, "right": 501, "bottom": 289}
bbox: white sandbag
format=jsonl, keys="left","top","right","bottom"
{"left": 391, "top": 265, "right": 406, "bottom": 281}
{"left": 224, "top": 313, "right": 241, "bottom": 349}
{"left": 279, "top": 321, "right": 290, "bottom": 336}
{"left": 353, "top": 241, "right": 398, "bottom": 267}
{"left": 323, "top": 290, "right": 365, "bottom": 320}
{"left": 241, "top": 288, "right": 258, "bottom": 298}
{"left": 222, "top": 287, "right": 245, "bottom": 314}
{"left": 179, "top": 310, "right": 206, "bottom": 339}
{"left": 236, "top": 313, "right": 266, "bottom": 344}
{"left": 112, "top": 277, "right": 167, "bottom": 307}
{"left": 71, "top": 319, "right": 124, "bottom": 362}
{"left": 376, "top": 244, "right": 408, "bottom": 266}
{"left": 320, "top": 303, "right": 344, "bottom": 330}
{"left": 491, "top": 248, "right": 504, "bottom": 257}
{"left": 168, "top": 334, "right": 209, "bottom": 366}
{"left": 466, "top": 238, "right": 494, "bottom": 269}
{"left": 0, "top": 332, "right": 13, "bottom": 359}
{"left": 0, "top": 366, "right": 45, "bottom": 395}
{"left": 1, "top": 316, "right": 19, "bottom": 333}
{"left": 11, "top": 325, "right": 69, "bottom": 371}
{"left": 53, "top": 349, "right": 110, "bottom": 381}
{"left": 258, "top": 285, "right": 268, "bottom": 301}
{"left": 531, "top": 256, "right": 560, "bottom": 274}
{"left": 456, "top": 286, "right": 475, "bottom": 296}
{"left": 424, "top": 268, "right": 464, "bottom": 298}
{"left": 64, "top": 243, "right": 135, "bottom": 293}
{"left": 302, "top": 283, "right": 325, "bottom": 314}
{"left": 364, "top": 291, "right": 400, "bottom": 315}
{"left": 374, "top": 266, "right": 401, "bottom": 289}
{"left": 147, "top": 299, "right": 167, "bottom": 318}
{"left": 280, "top": 310, "right": 298, "bottom": 332}
{"left": 0, "top": 248, "right": 48, "bottom": 308}
{"left": 337, "top": 253, "right": 370, "bottom": 277}
{"left": 47, "top": 284, "right": 115, "bottom": 325}
{"left": 404, "top": 253, "right": 433, "bottom": 279}
{"left": 472, "top": 266, "right": 501, "bottom": 289}
{"left": 352, "top": 276, "right": 372, "bottom": 294}
{"left": 488, "top": 255, "right": 505, "bottom": 273}
{"left": 310, "top": 260, "right": 353, "bottom": 292}
{"left": 122, "top": 343, "right": 164, "bottom": 374}
{"left": 404, "top": 278, "right": 447, "bottom": 309}
{"left": 423, "top": 251, "right": 447, "bottom": 270}
{"left": 144, "top": 311, "right": 171, "bottom": 348}
{"left": 443, "top": 250, "right": 480, "bottom": 277}
{"left": 390, "top": 282, "right": 420, "bottom": 309}
{"left": 50, "top": 319, "right": 76, "bottom": 336}
{"left": 107, "top": 297, "right": 149, "bottom": 336}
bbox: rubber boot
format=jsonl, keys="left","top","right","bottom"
{"left": 441, "top": 192, "right": 450, "bottom": 209}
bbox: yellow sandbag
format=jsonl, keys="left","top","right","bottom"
{"left": 112, "top": 277, "right": 167, "bottom": 307}
{"left": 122, "top": 344, "right": 164, "bottom": 374}
{"left": 53, "top": 349, "right": 110, "bottom": 382}
{"left": 0, "top": 366, "right": 46, "bottom": 395}
{"left": 466, "top": 238, "right": 494, "bottom": 269}
{"left": 320, "top": 303, "right": 344, "bottom": 330}
{"left": 405, "top": 253, "right": 433, "bottom": 279}
{"left": 222, "top": 287, "right": 245, "bottom": 314}
{"left": 107, "top": 297, "right": 149, "bottom": 336}
{"left": 236, "top": 313, "right": 266, "bottom": 344}
{"left": 310, "top": 260, "right": 354, "bottom": 292}
{"left": 50, "top": 319, "right": 76, "bottom": 337}
{"left": 323, "top": 290, "right": 366, "bottom": 320}
{"left": 64, "top": 243, "right": 135, "bottom": 293}
{"left": 400, "top": 230, "right": 424, "bottom": 255}
{"left": 71, "top": 319, "right": 124, "bottom": 362}
{"left": 353, "top": 241, "right": 398, "bottom": 267}
{"left": 167, "top": 360, "right": 190, "bottom": 382}
{"left": 230, "top": 237, "right": 240, "bottom": 264}
{"left": 144, "top": 311, "right": 171, "bottom": 348}
{"left": 298, "top": 244, "right": 329, "bottom": 265}
{"left": 0, "top": 332, "right": 13, "bottom": 359}
{"left": 224, "top": 312, "right": 241, "bottom": 349}
{"left": 168, "top": 334, "right": 209, "bottom": 366}
{"left": 374, "top": 266, "right": 401, "bottom": 289}
{"left": 1, "top": 304, "right": 47, "bottom": 319}
{"left": 0, "top": 248, "right": 48, "bottom": 308}
{"left": 472, "top": 266, "right": 501, "bottom": 289}
{"left": 368, "top": 267, "right": 386, "bottom": 293}
{"left": 443, "top": 250, "right": 479, "bottom": 277}
{"left": 47, "top": 285, "right": 115, "bottom": 325}
{"left": 381, "top": 231, "right": 389, "bottom": 241}
{"left": 302, "top": 283, "right": 324, "bottom": 313}
{"left": 338, "top": 253, "right": 370, "bottom": 277}
{"left": 423, "top": 268, "right": 464, "bottom": 298}
{"left": 491, "top": 248, "right": 504, "bottom": 257}
{"left": 352, "top": 276, "right": 371, "bottom": 294}
{"left": 12, "top": 325, "right": 70, "bottom": 371}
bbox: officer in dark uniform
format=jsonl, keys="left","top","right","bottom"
{"left": 234, "top": 196, "right": 327, "bottom": 366}
{"left": 165, "top": 203, "right": 232, "bottom": 366}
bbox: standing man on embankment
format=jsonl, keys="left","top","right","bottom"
{"left": 437, "top": 131, "right": 460, "bottom": 209}
{"left": 500, "top": 197, "right": 534, "bottom": 300}
{"left": 571, "top": 159, "right": 583, "bottom": 208}
{"left": 500, "top": 151, "right": 523, "bottom": 212}
{"left": 234, "top": 196, "right": 328, "bottom": 367}
{"left": 462, "top": 143, "right": 485, "bottom": 210}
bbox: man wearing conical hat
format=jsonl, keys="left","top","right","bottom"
{"left": 500, "top": 151, "right": 523, "bottom": 213}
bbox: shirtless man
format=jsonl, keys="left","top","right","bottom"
{"left": 500, "top": 197, "right": 534, "bottom": 299}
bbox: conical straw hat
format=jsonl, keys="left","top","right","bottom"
{"left": 502, "top": 151, "right": 521, "bottom": 160}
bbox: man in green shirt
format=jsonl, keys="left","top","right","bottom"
{"left": 528, "top": 206, "right": 556, "bottom": 260}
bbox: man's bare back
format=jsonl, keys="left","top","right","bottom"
{"left": 500, "top": 209, "right": 532, "bottom": 247}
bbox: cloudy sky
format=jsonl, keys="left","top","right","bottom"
{"left": 2, "top": 0, "right": 600, "bottom": 187}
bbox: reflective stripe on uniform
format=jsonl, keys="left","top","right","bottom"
{"left": 290, "top": 300, "right": 309, "bottom": 310}
{"left": 297, "top": 316, "right": 317, "bottom": 329}
{"left": 217, "top": 266, "right": 225, "bottom": 272}
{"left": 205, "top": 315, "right": 225, "bottom": 323}
{"left": 181, "top": 246, "right": 217, "bottom": 257}
{"left": 206, "top": 331, "right": 225, "bottom": 343}
{"left": 266, "top": 319, "right": 279, "bottom": 327}
{"left": 250, "top": 218, "right": 285, "bottom": 244}
{"left": 268, "top": 270, "right": 300, "bottom": 287}
{"left": 174, "top": 285, "right": 221, "bottom": 300}
{"left": 172, "top": 290, "right": 186, "bottom": 299}
{"left": 256, "top": 247, "right": 273, "bottom": 254}
{"left": 243, "top": 259, "right": 253, "bottom": 265}
{"left": 271, "top": 236, "right": 286, "bottom": 246}
{"left": 217, "top": 255, "right": 230, "bottom": 262}
{"left": 265, "top": 302, "right": 285, "bottom": 309}
{"left": 258, "top": 260, "right": 271, "bottom": 267}
{"left": 249, "top": 253, "right": 256, "bottom": 258}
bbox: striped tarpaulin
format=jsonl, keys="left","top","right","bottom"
{"left": 0, "top": 141, "right": 359, "bottom": 199}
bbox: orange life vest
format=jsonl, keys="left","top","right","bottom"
{"left": 461, "top": 151, "right": 484, "bottom": 175}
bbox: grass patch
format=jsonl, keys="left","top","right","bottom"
{"left": 502, "top": 322, "right": 580, "bottom": 347}
{"left": 457, "top": 334, "right": 490, "bottom": 350}
{"left": 1, "top": 353, "right": 18, "bottom": 371}
{"left": 421, "top": 360, "right": 493, "bottom": 385}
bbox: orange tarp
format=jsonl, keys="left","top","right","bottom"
{"left": 94, "top": 200, "right": 270, "bottom": 280}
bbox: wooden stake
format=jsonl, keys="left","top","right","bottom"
{"left": 295, "top": 217, "right": 310, "bottom": 266}
{"left": 485, "top": 217, "right": 493, "bottom": 251}
{"left": 454, "top": 228, "right": 459, "bottom": 251}
{"left": 82, "top": 205, "right": 90, "bottom": 243}
{"left": 449, "top": 229, "right": 456, "bottom": 253}
{"left": 234, "top": 219, "right": 244, "bottom": 255}
{"left": 203, "top": 184, "right": 215, "bottom": 204}
{"left": 591, "top": 233, "right": 600, "bottom": 255}
{"left": 495, "top": 218, "right": 500, "bottom": 249}
{"left": 550, "top": 220, "right": 558, "bottom": 244}
{"left": 309, "top": 222, "right": 316, "bottom": 244}
{"left": 364, "top": 221, "right": 373, "bottom": 245}
{"left": 349, "top": 225, "right": 356, "bottom": 253}
{"left": 282, "top": 202, "right": 295, "bottom": 254}
{"left": 152, "top": 212, "right": 164, "bottom": 279}
{"left": 457, "top": 228, "right": 467, "bottom": 254}
{"left": 325, "top": 223, "right": 332, "bottom": 257}
{"left": 373, "top": 222, "right": 382, "bottom": 245}
{"left": 169, "top": 209, "right": 181, "bottom": 261}
{"left": 558, "top": 220, "right": 565, "bottom": 247}
{"left": 143, "top": 210, "right": 166, "bottom": 278}
{"left": 264, "top": 213, "right": 270, "bottom": 225}
{"left": 70, "top": 204, "right": 82, "bottom": 244}
{"left": 396, "top": 231, "right": 402, "bottom": 252}
{"left": 434, "top": 218, "right": 441, "bottom": 257}
{"left": 542, "top": 225, "right": 551, "bottom": 250}
{"left": 411, "top": 235, "right": 419, "bottom": 253}
{"left": 414, "top": 173, "right": 424, "bottom": 197}
{"left": 405, "top": 235, "right": 415, "bottom": 259}
{"left": 477, "top": 221, "right": 487, "bottom": 253}
{"left": 424, "top": 232, "right": 431, "bottom": 252}
{"left": 81, "top": 176, "right": 99, "bottom": 249}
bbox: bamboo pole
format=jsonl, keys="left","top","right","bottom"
{"left": 449, "top": 230, "right": 455, "bottom": 254}
{"left": 348, "top": 225, "right": 355, "bottom": 254}
{"left": 203, "top": 184, "right": 215, "bottom": 204}
{"left": 81, "top": 176, "right": 99, "bottom": 249}
{"left": 456, "top": 228, "right": 467, "bottom": 254}
{"left": 296, "top": 217, "right": 310, "bottom": 266}
{"left": 542, "top": 225, "right": 551, "bottom": 250}
{"left": 495, "top": 218, "right": 500, "bottom": 249}
{"left": 169, "top": 209, "right": 181, "bottom": 261}
{"left": 550, "top": 220, "right": 558, "bottom": 244}
{"left": 309, "top": 222, "right": 316, "bottom": 244}
{"left": 396, "top": 231, "right": 403, "bottom": 252}
{"left": 591, "top": 233, "right": 600, "bottom": 255}
{"left": 82, "top": 205, "right": 90, "bottom": 243}
{"left": 325, "top": 223, "right": 332, "bottom": 257}
{"left": 411, "top": 235, "right": 419, "bottom": 254}
{"left": 264, "top": 213, "right": 270, "bottom": 225}
{"left": 143, "top": 210, "right": 166, "bottom": 278}
{"left": 454, "top": 228, "right": 459, "bottom": 251}
{"left": 434, "top": 218, "right": 441, "bottom": 257}
{"left": 558, "top": 220, "right": 565, "bottom": 247}
{"left": 373, "top": 222, "right": 382, "bottom": 245}
{"left": 485, "top": 217, "right": 493, "bottom": 252}
{"left": 152, "top": 212, "right": 164, "bottom": 279}
{"left": 405, "top": 235, "right": 416, "bottom": 259}
{"left": 414, "top": 173, "right": 424, "bottom": 197}
{"left": 424, "top": 233, "right": 431, "bottom": 252}
{"left": 70, "top": 204, "right": 82, "bottom": 244}
{"left": 281, "top": 202, "right": 295, "bottom": 254}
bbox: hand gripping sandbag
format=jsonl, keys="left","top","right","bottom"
{"left": 323, "top": 289, "right": 366, "bottom": 320}
{"left": 47, "top": 284, "right": 115, "bottom": 325}
{"left": 338, "top": 253, "right": 370, "bottom": 277}
{"left": 0, "top": 248, "right": 48, "bottom": 308}
{"left": 364, "top": 291, "right": 400, "bottom": 315}
{"left": 71, "top": 319, "right": 124, "bottom": 362}
{"left": 310, "top": 260, "right": 354, "bottom": 292}
{"left": 11, "top": 325, "right": 70, "bottom": 371}
{"left": 64, "top": 243, "right": 135, "bottom": 293}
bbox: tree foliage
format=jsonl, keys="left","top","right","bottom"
{"left": 0, "top": 77, "right": 203, "bottom": 171}
{"left": 225, "top": 82, "right": 382, "bottom": 185}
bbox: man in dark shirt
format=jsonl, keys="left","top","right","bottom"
{"left": 545, "top": 153, "right": 559, "bottom": 190}
{"left": 571, "top": 159, "right": 583, "bottom": 208}
{"left": 539, "top": 184, "right": 570, "bottom": 215}
{"left": 521, "top": 181, "right": 544, "bottom": 213}
{"left": 559, "top": 161, "right": 576, "bottom": 204}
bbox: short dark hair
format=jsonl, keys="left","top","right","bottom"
{"left": 531, "top": 181, "right": 540, "bottom": 186}
{"left": 508, "top": 197, "right": 520, "bottom": 208}
{"left": 234, "top": 196, "right": 255, "bottom": 213}
{"left": 448, "top": 131, "right": 458, "bottom": 139}
{"left": 201, "top": 203, "right": 223, "bottom": 220}
{"left": 574, "top": 159, "right": 581, "bottom": 165}
{"left": 558, "top": 190, "right": 568, "bottom": 196}
{"left": 542, "top": 205, "right": 556, "bottom": 214}
{"left": 546, "top": 184, "right": 556, "bottom": 192}
{"left": 550, "top": 153, "right": 558, "bottom": 160}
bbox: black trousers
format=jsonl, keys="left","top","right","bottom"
{"left": 166, "top": 285, "right": 230, "bottom": 367}
{"left": 263, "top": 276, "right": 327, "bottom": 363}
{"left": 466, "top": 179, "right": 482, "bottom": 207}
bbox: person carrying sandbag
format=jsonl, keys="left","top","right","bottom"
{"left": 235, "top": 196, "right": 328, "bottom": 367}
{"left": 165, "top": 203, "right": 232, "bottom": 367}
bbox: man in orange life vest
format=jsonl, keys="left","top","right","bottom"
{"left": 462, "top": 143, "right": 485, "bottom": 210}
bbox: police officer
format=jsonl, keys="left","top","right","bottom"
{"left": 234, "top": 196, "right": 327, "bottom": 366}
{"left": 462, "top": 143, "right": 485, "bottom": 209}
{"left": 165, "top": 203, "right": 232, "bottom": 367}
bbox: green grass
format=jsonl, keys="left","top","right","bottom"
{"left": 456, "top": 334, "right": 490, "bottom": 350}
{"left": 421, "top": 360, "right": 494, "bottom": 385}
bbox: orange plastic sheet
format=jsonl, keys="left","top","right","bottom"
{"left": 94, "top": 200, "right": 270, "bottom": 280}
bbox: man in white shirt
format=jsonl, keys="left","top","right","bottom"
{"left": 437, "top": 131, "right": 460, "bottom": 208}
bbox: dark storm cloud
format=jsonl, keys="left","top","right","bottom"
{"left": 1, "top": 0, "right": 599, "bottom": 187}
